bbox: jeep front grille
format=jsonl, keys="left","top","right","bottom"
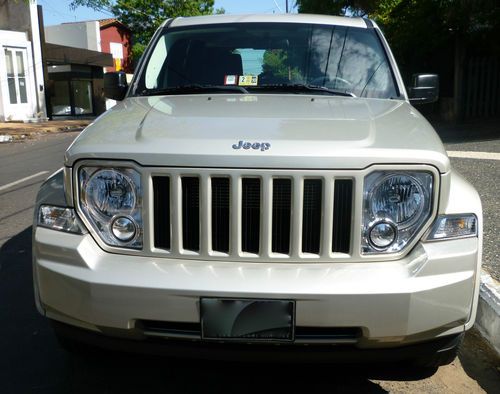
{"left": 211, "top": 177, "right": 230, "bottom": 253}
{"left": 271, "top": 179, "right": 292, "bottom": 254}
{"left": 150, "top": 169, "right": 355, "bottom": 261}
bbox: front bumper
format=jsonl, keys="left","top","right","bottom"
{"left": 52, "top": 320, "right": 464, "bottom": 363}
{"left": 34, "top": 226, "right": 479, "bottom": 349}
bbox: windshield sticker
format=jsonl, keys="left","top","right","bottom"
{"left": 224, "top": 75, "right": 237, "bottom": 85}
{"left": 239, "top": 75, "right": 258, "bottom": 86}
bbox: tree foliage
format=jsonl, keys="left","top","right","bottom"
{"left": 296, "top": 0, "right": 499, "bottom": 79}
{"left": 296, "top": 0, "right": 379, "bottom": 17}
{"left": 70, "top": 0, "right": 224, "bottom": 59}
{"left": 261, "top": 49, "right": 302, "bottom": 82}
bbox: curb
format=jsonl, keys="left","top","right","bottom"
{"left": 476, "top": 270, "right": 500, "bottom": 355}
{"left": 0, "top": 127, "right": 85, "bottom": 143}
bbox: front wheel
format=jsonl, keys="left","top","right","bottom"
{"left": 412, "top": 336, "right": 463, "bottom": 368}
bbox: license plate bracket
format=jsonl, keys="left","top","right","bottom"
{"left": 200, "top": 298, "right": 295, "bottom": 342}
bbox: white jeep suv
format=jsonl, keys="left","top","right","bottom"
{"left": 33, "top": 14, "right": 482, "bottom": 367}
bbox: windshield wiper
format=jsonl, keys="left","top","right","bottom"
{"left": 139, "top": 84, "right": 248, "bottom": 96}
{"left": 250, "top": 84, "right": 355, "bottom": 97}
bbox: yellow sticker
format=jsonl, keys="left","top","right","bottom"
{"left": 238, "top": 75, "right": 258, "bottom": 86}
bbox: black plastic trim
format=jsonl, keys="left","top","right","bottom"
{"left": 52, "top": 320, "right": 464, "bottom": 364}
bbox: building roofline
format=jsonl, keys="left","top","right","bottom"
{"left": 55, "top": 18, "right": 131, "bottom": 31}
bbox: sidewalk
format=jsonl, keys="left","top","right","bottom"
{"left": 0, "top": 119, "right": 92, "bottom": 142}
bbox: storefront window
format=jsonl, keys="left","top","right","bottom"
{"left": 72, "top": 80, "right": 93, "bottom": 114}
{"left": 49, "top": 64, "right": 94, "bottom": 116}
{"left": 51, "top": 81, "right": 72, "bottom": 116}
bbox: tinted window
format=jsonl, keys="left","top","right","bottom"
{"left": 140, "top": 23, "right": 398, "bottom": 99}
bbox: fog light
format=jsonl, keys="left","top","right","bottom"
{"left": 369, "top": 221, "right": 397, "bottom": 249}
{"left": 111, "top": 216, "right": 136, "bottom": 242}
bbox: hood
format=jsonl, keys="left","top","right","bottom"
{"left": 65, "top": 94, "right": 450, "bottom": 172}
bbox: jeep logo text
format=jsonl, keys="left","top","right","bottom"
{"left": 232, "top": 140, "right": 271, "bottom": 151}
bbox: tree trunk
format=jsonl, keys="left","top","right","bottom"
{"left": 453, "top": 34, "right": 466, "bottom": 122}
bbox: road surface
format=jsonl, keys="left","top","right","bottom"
{"left": 0, "top": 132, "right": 498, "bottom": 393}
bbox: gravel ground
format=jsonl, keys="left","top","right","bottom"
{"left": 447, "top": 157, "right": 499, "bottom": 280}
{"left": 439, "top": 122, "right": 500, "bottom": 281}
{"left": 0, "top": 119, "right": 91, "bottom": 141}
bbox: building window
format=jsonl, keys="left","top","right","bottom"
{"left": 48, "top": 64, "right": 95, "bottom": 116}
{"left": 72, "top": 80, "right": 93, "bottom": 115}
{"left": 4, "top": 48, "right": 28, "bottom": 104}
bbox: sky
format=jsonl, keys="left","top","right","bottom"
{"left": 40, "top": 0, "right": 298, "bottom": 26}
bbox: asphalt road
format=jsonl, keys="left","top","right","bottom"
{"left": 443, "top": 142, "right": 500, "bottom": 282}
{"left": 0, "top": 131, "right": 498, "bottom": 393}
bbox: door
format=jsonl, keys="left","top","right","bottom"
{"left": 71, "top": 80, "right": 93, "bottom": 115}
{"left": 4, "top": 47, "right": 31, "bottom": 117}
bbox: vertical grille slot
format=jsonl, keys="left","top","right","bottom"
{"left": 272, "top": 179, "right": 292, "bottom": 254}
{"left": 182, "top": 177, "right": 200, "bottom": 251}
{"left": 211, "top": 177, "right": 230, "bottom": 253}
{"left": 241, "top": 178, "right": 261, "bottom": 254}
{"left": 332, "top": 179, "right": 353, "bottom": 253}
{"left": 153, "top": 176, "right": 170, "bottom": 250}
{"left": 302, "top": 179, "right": 322, "bottom": 254}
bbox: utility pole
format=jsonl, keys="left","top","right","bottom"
{"left": 286, "top": 0, "right": 289, "bottom": 13}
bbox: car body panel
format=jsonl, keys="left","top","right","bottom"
{"left": 35, "top": 226, "right": 477, "bottom": 346}
{"left": 65, "top": 96, "right": 449, "bottom": 172}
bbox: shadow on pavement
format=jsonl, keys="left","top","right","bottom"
{"left": 459, "top": 328, "right": 500, "bottom": 394}
{"left": 0, "top": 226, "right": 68, "bottom": 394}
{"left": 0, "top": 227, "right": 468, "bottom": 394}
{"left": 432, "top": 118, "right": 500, "bottom": 144}
{"left": 61, "top": 352, "right": 439, "bottom": 394}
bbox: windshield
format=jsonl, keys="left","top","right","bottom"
{"left": 137, "top": 22, "right": 399, "bottom": 99}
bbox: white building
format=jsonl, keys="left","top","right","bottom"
{"left": 0, "top": 0, "right": 46, "bottom": 121}
{"left": 45, "top": 20, "right": 102, "bottom": 52}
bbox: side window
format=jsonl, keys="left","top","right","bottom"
{"left": 145, "top": 35, "right": 167, "bottom": 89}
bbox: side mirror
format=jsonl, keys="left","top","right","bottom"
{"left": 408, "top": 74, "right": 439, "bottom": 104}
{"left": 104, "top": 72, "right": 128, "bottom": 101}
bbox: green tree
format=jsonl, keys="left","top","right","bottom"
{"left": 295, "top": 0, "right": 499, "bottom": 75}
{"left": 296, "top": 0, "right": 379, "bottom": 16}
{"left": 261, "top": 49, "right": 302, "bottom": 83}
{"left": 295, "top": 0, "right": 499, "bottom": 68}
{"left": 70, "top": 0, "right": 224, "bottom": 59}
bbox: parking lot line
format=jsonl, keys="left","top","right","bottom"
{"left": 0, "top": 171, "right": 49, "bottom": 192}
{"left": 447, "top": 151, "right": 500, "bottom": 161}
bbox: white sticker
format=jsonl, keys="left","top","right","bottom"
{"left": 224, "top": 75, "right": 237, "bottom": 85}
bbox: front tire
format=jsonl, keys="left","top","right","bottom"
{"left": 413, "top": 335, "right": 463, "bottom": 368}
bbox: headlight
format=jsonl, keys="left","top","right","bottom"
{"left": 79, "top": 167, "right": 143, "bottom": 249}
{"left": 85, "top": 169, "right": 137, "bottom": 217}
{"left": 362, "top": 171, "right": 433, "bottom": 254}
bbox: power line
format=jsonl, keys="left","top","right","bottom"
{"left": 273, "top": 0, "right": 283, "bottom": 13}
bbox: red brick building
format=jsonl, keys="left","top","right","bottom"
{"left": 99, "top": 18, "right": 132, "bottom": 74}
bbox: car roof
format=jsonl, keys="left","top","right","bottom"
{"left": 167, "top": 13, "right": 369, "bottom": 29}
